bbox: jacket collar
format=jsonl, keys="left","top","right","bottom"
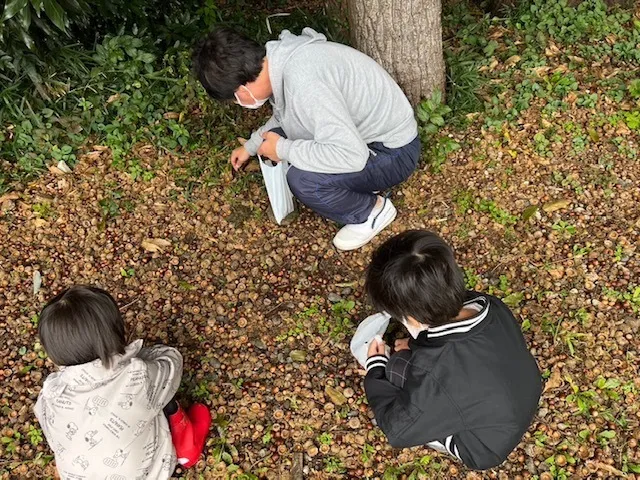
{"left": 414, "top": 296, "right": 490, "bottom": 346}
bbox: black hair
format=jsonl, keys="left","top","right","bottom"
{"left": 38, "top": 286, "right": 126, "bottom": 368}
{"left": 365, "top": 230, "right": 466, "bottom": 327}
{"left": 192, "top": 27, "right": 266, "bottom": 100}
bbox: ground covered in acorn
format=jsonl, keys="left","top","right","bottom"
{"left": 1, "top": 1, "right": 640, "bottom": 479}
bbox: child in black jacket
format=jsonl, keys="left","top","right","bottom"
{"left": 363, "top": 230, "right": 542, "bottom": 470}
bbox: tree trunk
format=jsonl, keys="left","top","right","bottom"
{"left": 347, "top": 0, "right": 445, "bottom": 106}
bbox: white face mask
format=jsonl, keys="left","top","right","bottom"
{"left": 402, "top": 318, "right": 429, "bottom": 339}
{"left": 234, "top": 85, "right": 268, "bottom": 109}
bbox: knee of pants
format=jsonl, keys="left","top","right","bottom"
{"left": 286, "top": 167, "right": 320, "bottom": 202}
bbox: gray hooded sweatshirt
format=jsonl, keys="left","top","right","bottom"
{"left": 243, "top": 28, "right": 418, "bottom": 174}
{"left": 34, "top": 341, "right": 182, "bottom": 480}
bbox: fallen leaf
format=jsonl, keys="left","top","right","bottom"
{"left": 522, "top": 205, "right": 539, "bottom": 221}
{"left": 33, "top": 218, "right": 49, "bottom": 228}
{"left": 33, "top": 270, "right": 42, "bottom": 295}
{"left": 141, "top": 238, "right": 171, "bottom": 252}
{"left": 568, "top": 55, "right": 585, "bottom": 64}
{"left": 503, "top": 292, "right": 524, "bottom": 307}
{"left": 48, "top": 166, "right": 66, "bottom": 176}
{"left": 107, "top": 93, "right": 121, "bottom": 104}
{"left": 532, "top": 66, "right": 551, "bottom": 77}
{"left": 504, "top": 55, "right": 521, "bottom": 68}
{"left": 586, "top": 461, "right": 626, "bottom": 478}
{"left": 57, "top": 160, "right": 72, "bottom": 173}
{"left": 325, "top": 386, "right": 347, "bottom": 406}
{"left": 245, "top": 161, "right": 260, "bottom": 173}
{"left": 163, "top": 112, "right": 180, "bottom": 119}
{"left": 543, "top": 199, "right": 571, "bottom": 213}
{"left": 543, "top": 367, "right": 564, "bottom": 393}
{"left": 85, "top": 151, "right": 103, "bottom": 159}
{"left": 0, "top": 192, "right": 19, "bottom": 203}
{"left": 616, "top": 123, "right": 631, "bottom": 136}
{"left": 289, "top": 350, "right": 307, "bottom": 362}
{"left": 91, "top": 145, "right": 109, "bottom": 152}
{"left": 545, "top": 43, "right": 561, "bottom": 57}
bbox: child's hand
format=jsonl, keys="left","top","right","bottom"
{"left": 367, "top": 337, "right": 387, "bottom": 358}
{"left": 394, "top": 338, "right": 410, "bottom": 351}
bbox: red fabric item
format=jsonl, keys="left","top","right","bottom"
{"left": 167, "top": 403, "right": 196, "bottom": 465}
{"left": 182, "top": 403, "right": 212, "bottom": 468}
{"left": 168, "top": 402, "right": 212, "bottom": 469}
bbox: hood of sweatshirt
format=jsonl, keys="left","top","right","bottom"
{"left": 41, "top": 339, "right": 144, "bottom": 397}
{"left": 266, "top": 27, "right": 327, "bottom": 114}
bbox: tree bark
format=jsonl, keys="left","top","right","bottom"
{"left": 347, "top": 0, "right": 445, "bottom": 106}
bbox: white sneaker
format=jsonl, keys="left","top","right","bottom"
{"left": 332, "top": 197, "right": 397, "bottom": 251}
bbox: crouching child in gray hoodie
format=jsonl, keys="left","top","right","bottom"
{"left": 34, "top": 286, "right": 212, "bottom": 479}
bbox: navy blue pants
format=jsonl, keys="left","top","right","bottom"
{"left": 271, "top": 128, "right": 420, "bottom": 225}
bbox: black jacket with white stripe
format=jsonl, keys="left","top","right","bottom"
{"left": 364, "top": 292, "right": 542, "bottom": 470}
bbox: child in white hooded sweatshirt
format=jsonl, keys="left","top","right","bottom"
{"left": 34, "top": 285, "right": 211, "bottom": 479}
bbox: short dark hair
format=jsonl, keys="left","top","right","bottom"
{"left": 38, "top": 286, "right": 126, "bottom": 368}
{"left": 365, "top": 230, "right": 466, "bottom": 327}
{"left": 192, "top": 27, "right": 266, "bottom": 100}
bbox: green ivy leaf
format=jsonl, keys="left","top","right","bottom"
{"left": 503, "top": 292, "right": 524, "bottom": 307}
{"left": 43, "top": 0, "right": 66, "bottom": 32}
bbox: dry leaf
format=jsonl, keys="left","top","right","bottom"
{"left": 568, "top": 55, "right": 585, "bottom": 64}
{"left": 543, "top": 367, "right": 564, "bottom": 392}
{"left": 0, "top": 192, "right": 19, "bottom": 203}
{"left": 488, "top": 28, "right": 505, "bottom": 39}
{"left": 92, "top": 145, "right": 110, "bottom": 152}
{"left": 107, "top": 93, "right": 121, "bottom": 104}
{"left": 57, "top": 160, "right": 72, "bottom": 173}
{"left": 85, "top": 150, "right": 103, "bottom": 159}
{"left": 141, "top": 238, "right": 171, "bottom": 252}
{"left": 616, "top": 123, "right": 631, "bottom": 136}
{"left": 34, "top": 218, "right": 49, "bottom": 228}
{"left": 504, "top": 55, "right": 521, "bottom": 68}
{"left": 33, "top": 270, "right": 42, "bottom": 295}
{"left": 543, "top": 199, "right": 571, "bottom": 213}
{"left": 163, "top": 112, "right": 180, "bottom": 120}
{"left": 48, "top": 166, "right": 66, "bottom": 176}
{"left": 289, "top": 350, "right": 307, "bottom": 362}
{"left": 245, "top": 161, "right": 260, "bottom": 173}
{"left": 532, "top": 66, "right": 551, "bottom": 77}
{"left": 586, "top": 461, "right": 626, "bottom": 478}
{"left": 325, "top": 386, "right": 347, "bottom": 406}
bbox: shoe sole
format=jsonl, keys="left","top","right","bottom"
{"left": 333, "top": 206, "right": 397, "bottom": 251}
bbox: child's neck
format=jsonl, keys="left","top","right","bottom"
{"left": 454, "top": 307, "right": 478, "bottom": 321}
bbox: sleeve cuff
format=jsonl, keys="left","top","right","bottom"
{"left": 276, "top": 137, "right": 292, "bottom": 161}
{"left": 366, "top": 354, "right": 389, "bottom": 372}
{"left": 244, "top": 136, "right": 259, "bottom": 156}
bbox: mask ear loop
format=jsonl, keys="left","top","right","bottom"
{"left": 266, "top": 13, "right": 291, "bottom": 35}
